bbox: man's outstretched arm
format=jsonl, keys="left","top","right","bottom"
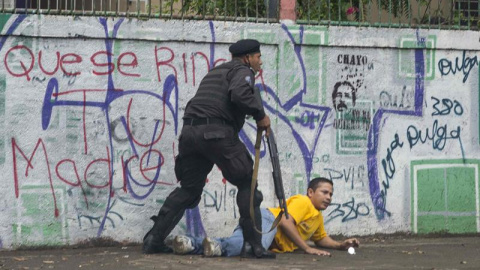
{"left": 314, "top": 236, "right": 360, "bottom": 250}
{"left": 278, "top": 215, "right": 331, "bottom": 256}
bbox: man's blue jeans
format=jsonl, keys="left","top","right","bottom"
{"left": 185, "top": 208, "right": 277, "bottom": 256}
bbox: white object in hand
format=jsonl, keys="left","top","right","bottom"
{"left": 348, "top": 247, "right": 356, "bottom": 255}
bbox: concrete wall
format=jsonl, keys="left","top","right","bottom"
{"left": 0, "top": 14, "right": 479, "bottom": 250}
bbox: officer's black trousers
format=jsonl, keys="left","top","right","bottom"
{"left": 146, "top": 123, "right": 263, "bottom": 250}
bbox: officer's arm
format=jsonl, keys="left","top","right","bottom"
{"left": 229, "top": 68, "right": 266, "bottom": 121}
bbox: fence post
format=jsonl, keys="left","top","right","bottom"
{"left": 279, "top": 0, "right": 296, "bottom": 21}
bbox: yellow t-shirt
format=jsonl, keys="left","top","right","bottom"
{"left": 268, "top": 194, "right": 327, "bottom": 253}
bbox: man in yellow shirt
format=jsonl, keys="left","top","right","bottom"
{"left": 172, "top": 177, "right": 360, "bottom": 257}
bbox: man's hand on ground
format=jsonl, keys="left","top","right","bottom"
{"left": 340, "top": 238, "right": 360, "bottom": 250}
{"left": 305, "top": 247, "right": 331, "bottom": 256}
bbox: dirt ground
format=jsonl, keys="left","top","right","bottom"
{"left": 1, "top": 234, "right": 479, "bottom": 270}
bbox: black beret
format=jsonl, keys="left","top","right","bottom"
{"left": 229, "top": 39, "right": 261, "bottom": 57}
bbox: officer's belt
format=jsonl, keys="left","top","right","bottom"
{"left": 183, "top": 117, "right": 232, "bottom": 127}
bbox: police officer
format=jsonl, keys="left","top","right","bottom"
{"left": 143, "top": 39, "right": 274, "bottom": 258}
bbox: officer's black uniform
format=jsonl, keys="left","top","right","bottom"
{"left": 143, "top": 39, "right": 273, "bottom": 258}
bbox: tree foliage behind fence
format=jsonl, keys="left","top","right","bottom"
{"left": 1, "top": 0, "right": 478, "bottom": 29}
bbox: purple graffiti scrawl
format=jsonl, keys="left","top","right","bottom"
{"left": 367, "top": 32, "right": 425, "bottom": 220}
{"left": 241, "top": 24, "right": 331, "bottom": 183}
{"left": 41, "top": 17, "right": 180, "bottom": 236}
{"left": 0, "top": 15, "right": 27, "bottom": 52}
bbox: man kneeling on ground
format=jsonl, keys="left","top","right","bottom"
{"left": 171, "top": 177, "right": 360, "bottom": 257}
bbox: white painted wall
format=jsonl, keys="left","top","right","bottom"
{"left": 0, "top": 14, "right": 479, "bottom": 249}
{"left": 1, "top": 1, "right": 14, "bottom": 9}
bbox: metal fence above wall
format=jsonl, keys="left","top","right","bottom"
{"left": 296, "top": 0, "right": 480, "bottom": 30}
{"left": 0, "top": 0, "right": 280, "bottom": 22}
{"left": 1, "top": 0, "right": 479, "bottom": 29}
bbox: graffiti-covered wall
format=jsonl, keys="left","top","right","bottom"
{"left": 0, "top": 14, "right": 479, "bottom": 249}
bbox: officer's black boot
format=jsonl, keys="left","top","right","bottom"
{"left": 237, "top": 185, "right": 275, "bottom": 259}
{"left": 142, "top": 206, "right": 186, "bottom": 254}
{"left": 142, "top": 215, "right": 173, "bottom": 254}
{"left": 239, "top": 217, "right": 258, "bottom": 257}
{"left": 252, "top": 207, "right": 276, "bottom": 258}
{"left": 142, "top": 187, "right": 200, "bottom": 254}
{"left": 239, "top": 213, "right": 276, "bottom": 259}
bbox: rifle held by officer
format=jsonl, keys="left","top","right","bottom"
{"left": 266, "top": 130, "right": 289, "bottom": 219}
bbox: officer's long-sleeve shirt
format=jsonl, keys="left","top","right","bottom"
{"left": 184, "top": 59, "right": 266, "bottom": 131}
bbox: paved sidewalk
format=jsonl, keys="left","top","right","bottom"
{"left": 1, "top": 235, "right": 479, "bottom": 270}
